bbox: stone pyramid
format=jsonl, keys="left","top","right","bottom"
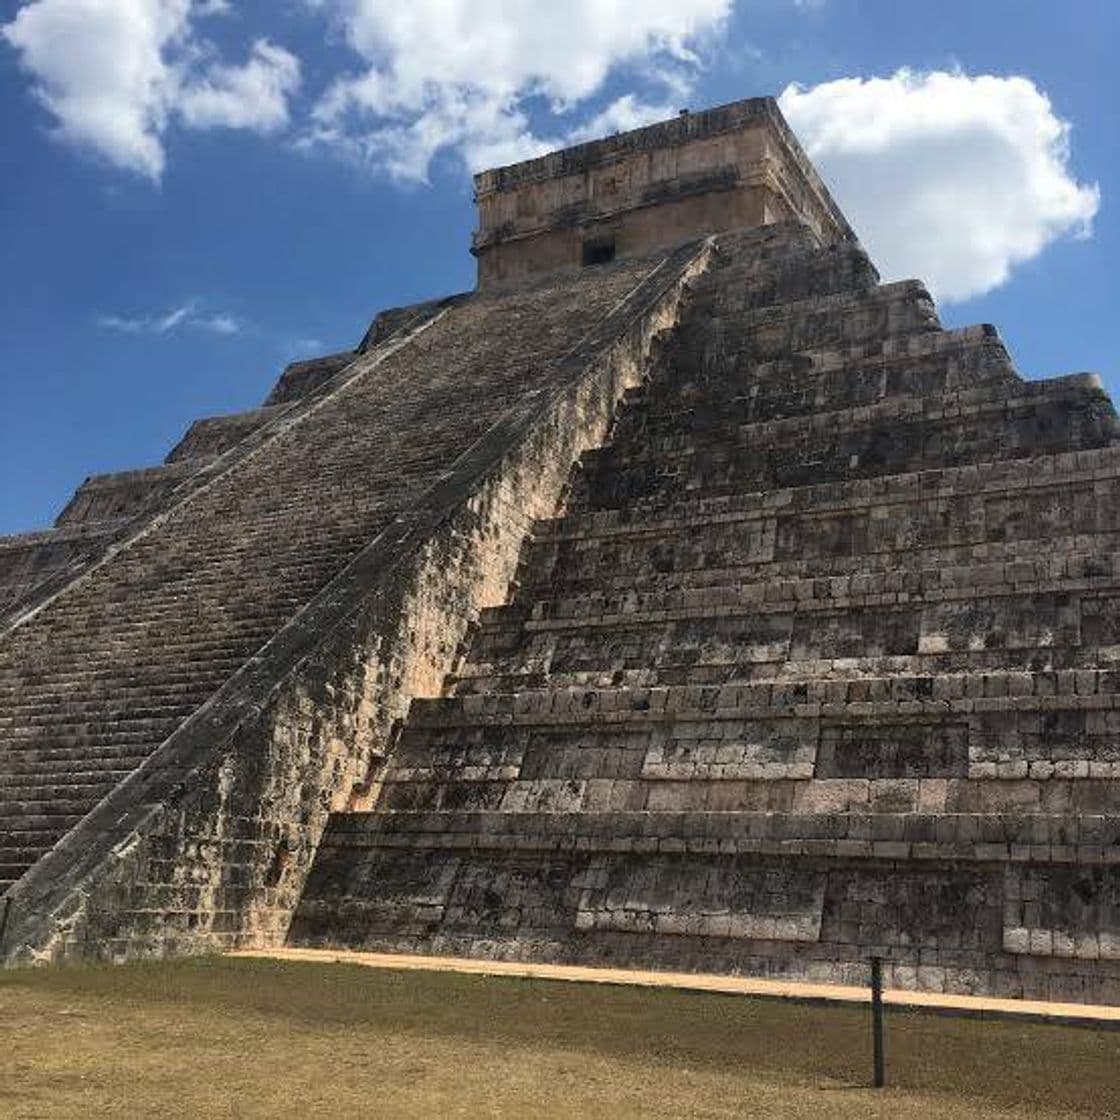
{"left": 4, "top": 99, "right": 1120, "bottom": 1006}
{"left": 292, "top": 207, "right": 1120, "bottom": 1003}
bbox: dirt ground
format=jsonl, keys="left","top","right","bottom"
{"left": 2, "top": 955, "right": 1117, "bottom": 1119}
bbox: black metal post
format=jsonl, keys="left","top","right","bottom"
{"left": 0, "top": 895, "right": 12, "bottom": 956}
{"left": 870, "top": 956, "right": 885, "bottom": 1088}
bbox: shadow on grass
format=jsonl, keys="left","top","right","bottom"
{"left": 3, "top": 955, "right": 1117, "bottom": 1117}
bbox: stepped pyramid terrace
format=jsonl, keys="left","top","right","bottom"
{"left": 3, "top": 97, "right": 1120, "bottom": 1005}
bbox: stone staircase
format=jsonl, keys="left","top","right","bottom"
{"left": 0, "top": 250, "right": 676, "bottom": 908}
{"left": 291, "top": 224, "right": 1120, "bottom": 1003}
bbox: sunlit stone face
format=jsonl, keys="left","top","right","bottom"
{"left": 471, "top": 97, "right": 854, "bottom": 287}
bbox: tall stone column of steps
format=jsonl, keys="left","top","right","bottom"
{"left": 291, "top": 223, "right": 1120, "bottom": 1005}
{"left": 0, "top": 243, "right": 708, "bottom": 962}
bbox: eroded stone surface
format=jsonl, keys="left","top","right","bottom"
{"left": 0, "top": 244, "right": 705, "bottom": 962}
{"left": 292, "top": 219, "right": 1120, "bottom": 1005}
{"left": 473, "top": 97, "right": 853, "bottom": 287}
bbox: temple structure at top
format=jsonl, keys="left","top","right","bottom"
{"left": 471, "top": 98, "right": 855, "bottom": 286}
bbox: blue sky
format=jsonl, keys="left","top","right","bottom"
{"left": 1, "top": 0, "right": 1117, "bottom": 534}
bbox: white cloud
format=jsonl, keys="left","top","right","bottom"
{"left": 305, "top": 0, "right": 731, "bottom": 181}
{"left": 2, "top": 1, "right": 300, "bottom": 180}
{"left": 96, "top": 302, "right": 242, "bottom": 335}
{"left": 779, "top": 70, "right": 1100, "bottom": 303}
{"left": 3, "top": 0, "right": 190, "bottom": 179}
{"left": 563, "top": 95, "right": 680, "bottom": 147}
{"left": 178, "top": 38, "right": 300, "bottom": 132}
{"left": 452, "top": 94, "right": 677, "bottom": 180}
{"left": 4, "top": 6, "right": 1100, "bottom": 315}
{"left": 193, "top": 311, "right": 240, "bottom": 334}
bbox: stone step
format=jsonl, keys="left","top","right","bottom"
{"left": 0, "top": 795, "right": 112, "bottom": 818}
{"left": 485, "top": 559, "right": 1120, "bottom": 630}
{"left": 683, "top": 242, "right": 879, "bottom": 313}
{"left": 11, "top": 598, "right": 322, "bottom": 647}
{"left": 0, "top": 829, "right": 66, "bottom": 852}
{"left": 621, "top": 367, "right": 1022, "bottom": 445}
{"left": 1, "top": 728, "right": 164, "bottom": 750}
{"left": 578, "top": 386, "right": 1117, "bottom": 507}
{"left": 0, "top": 669, "right": 235, "bottom": 707}
{"left": 5, "top": 666, "right": 233, "bottom": 694}
{"left": 0, "top": 700, "right": 186, "bottom": 726}
{"left": 1, "top": 714, "right": 180, "bottom": 741}
{"left": 633, "top": 328, "right": 1014, "bottom": 434}
{"left": 660, "top": 279, "right": 940, "bottom": 362}
{"left": 0, "top": 661, "right": 239, "bottom": 698}
{"left": 2, "top": 707, "right": 192, "bottom": 735}
{"left": 522, "top": 523, "right": 1120, "bottom": 603}
{"left": 517, "top": 537, "right": 1120, "bottom": 603}
{"left": 303, "top": 807, "right": 1120, "bottom": 864}
{"left": 1, "top": 625, "right": 276, "bottom": 664}
{"left": 599, "top": 372, "right": 1111, "bottom": 456}
{"left": 547, "top": 444, "right": 1120, "bottom": 541}
{"left": 393, "top": 692, "right": 1120, "bottom": 791}
{"left": 459, "top": 568, "right": 1120, "bottom": 685}
{"left": 0, "top": 766, "right": 136, "bottom": 788}
{"left": 0, "top": 810, "right": 85, "bottom": 833}
{"left": 376, "top": 770, "right": 1120, "bottom": 818}
{"left": 701, "top": 321, "right": 1010, "bottom": 382}
{"left": 0, "top": 819, "right": 79, "bottom": 849}
{"left": 618, "top": 359, "right": 1065, "bottom": 439}
{"left": 0, "top": 703, "right": 212, "bottom": 735}
{"left": 512, "top": 453, "right": 1120, "bottom": 594}
{"left": 411, "top": 671, "right": 1120, "bottom": 732}
{"left": 2, "top": 649, "right": 248, "bottom": 679}
{"left": 20, "top": 590, "right": 304, "bottom": 628}
{"left": 0, "top": 748, "right": 153, "bottom": 771}
{"left": 451, "top": 648, "right": 1120, "bottom": 695}
{"left": 6, "top": 633, "right": 262, "bottom": 687}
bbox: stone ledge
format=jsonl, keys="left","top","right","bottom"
{"left": 316, "top": 808, "right": 1120, "bottom": 865}
{"left": 544, "top": 444, "right": 1120, "bottom": 542}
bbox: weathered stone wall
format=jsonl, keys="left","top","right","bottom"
{"left": 263, "top": 352, "right": 355, "bottom": 406}
{"left": 54, "top": 462, "right": 200, "bottom": 526}
{"left": 291, "top": 223, "right": 1120, "bottom": 1005}
{"left": 473, "top": 97, "right": 853, "bottom": 287}
{"left": 165, "top": 407, "right": 284, "bottom": 463}
{"left": 292, "top": 841, "right": 1120, "bottom": 1003}
{"left": 0, "top": 240, "right": 710, "bottom": 963}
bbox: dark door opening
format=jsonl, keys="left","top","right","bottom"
{"left": 582, "top": 237, "right": 616, "bottom": 266}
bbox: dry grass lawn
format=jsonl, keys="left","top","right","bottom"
{"left": 2, "top": 956, "right": 1118, "bottom": 1119}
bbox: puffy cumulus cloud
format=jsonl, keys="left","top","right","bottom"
{"left": 178, "top": 38, "right": 301, "bottom": 132}
{"left": 305, "top": 0, "right": 731, "bottom": 181}
{"left": 779, "top": 70, "right": 1100, "bottom": 303}
{"left": 2, "top": 0, "right": 300, "bottom": 180}
{"left": 3, "top": 0, "right": 191, "bottom": 179}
